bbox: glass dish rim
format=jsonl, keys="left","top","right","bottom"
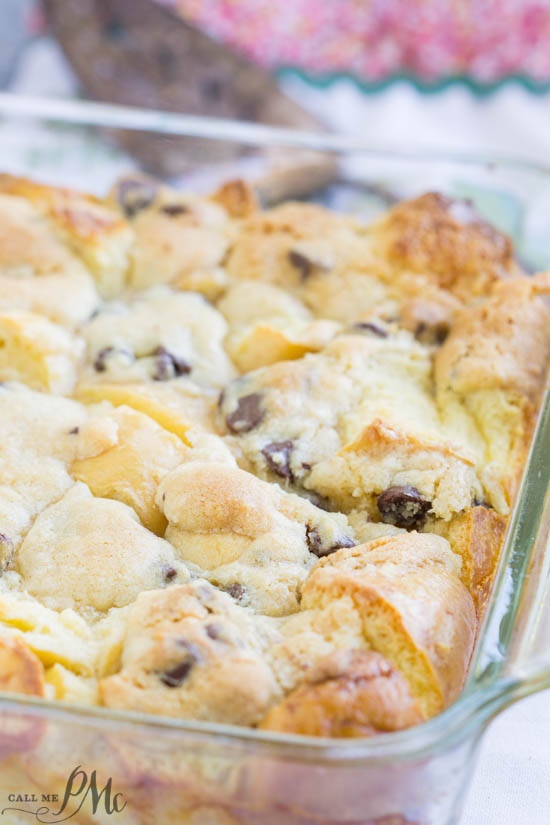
{"left": 1, "top": 92, "right": 550, "bottom": 177}
{"left": 0, "top": 93, "right": 549, "bottom": 762}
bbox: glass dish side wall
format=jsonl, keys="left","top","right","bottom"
{"left": 0, "top": 100, "right": 550, "bottom": 825}
{"left": 0, "top": 697, "right": 482, "bottom": 825}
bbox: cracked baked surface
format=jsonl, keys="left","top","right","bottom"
{"left": 0, "top": 173, "right": 547, "bottom": 739}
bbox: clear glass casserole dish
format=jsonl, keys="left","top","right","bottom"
{"left": 0, "top": 93, "right": 549, "bottom": 825}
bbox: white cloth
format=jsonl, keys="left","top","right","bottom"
{"left": 461, "top": 692, "right": 550, "bottom": 824}
{"left": 5, "top": 34, "right": 550, "bottom": 825}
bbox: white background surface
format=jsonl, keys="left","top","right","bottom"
{"left": 461, "top": 692, "right": 550, "bottom": 824}
{"left": 7, "top": 33, "right": 550, "bottom": 825}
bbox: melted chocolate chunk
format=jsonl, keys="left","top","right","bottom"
{"left": 226, "top": 393, "right": 264, "bottom": 433}
{"left": 116, "top": 178, "right": 157, "bottom": 218}
{"left": 163, "top": 565, "right": 178, "bottom": 582}
{"left": 224, "top": 582, "right": 245, "bottom": 601}
{"left": 261, "top": 440, "right": 294, "bottom": 480}
{"left": 68, "top": 426, "right": 80, "bottom": 435}
{"left": 353, "top": 322, "right": 389, "bottom": 338}
{"left": 159, "top": 656, "right": 196, "bottom": 688}
{"left": 288, "top": 250, "right": 313, "bottom": 281}
{"left": 377, "top": 485, "right": 431, "bottom": 529}
{"left": 93, "top": 346, "right": 115, "bottom": 372}
{"left": 306, "top": 526, "right": 355, "bottom": 557}
{"left": 152, "top": 346, "right": 191, "bottom": 381}
{"left": 161, "top": 204, "right": 189, "bottom": 217}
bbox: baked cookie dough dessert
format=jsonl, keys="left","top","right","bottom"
{"left": 0, "top": 172, "right": 548, "bottom": 744}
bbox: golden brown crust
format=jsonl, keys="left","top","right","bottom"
{"left": 0, "top": 193, "right": 88, "bottom": 278}
{"left": 445, "top": 505, "right": 507, "bottom": 614}
{"left": 0, "top": 173, "right": 127, "bottom": 240}
{"left": 370, "top": 192, "right": 518, "bottom": 301}
{"left": 436, "top": 274, "right": 550, "bottom": 401}
{"left": 0, "top": 635, "right": 46, "bottom": 697}
{"left": 260, "top": 649, "right": 424, "bottom": 737}
{"left": 0, "top": 173, "right": 133, "bottom": 296}
{"left": 302, "top": 533, "right": 476, "bottom": 717}
{"left": 225, "top": 201, "right": 366, "bottom": 289}
{"left": 211, "top": 178, "right": 259, "bottom": 218}
{"left": 0, "top": 637, "right": 47, "bottom": 760}
{"left": 99, "top": 583, "right": 280, "bottom": 726}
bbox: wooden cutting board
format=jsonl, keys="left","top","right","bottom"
{"left": 43, "top": 0, "right": 327, "bottom": 179}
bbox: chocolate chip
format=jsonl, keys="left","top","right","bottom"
{"left": 331, "top": 536, "right": 357, "bottom": 551}
{"left": 288, "top": 250, "right": 313, "bottom": 281}
{"left": 261, "top": 440, "right": 294, "bottom": 480}
{"left": 152, "top": 346, "right": 191, "bottom": 381}
{"left": 93, "top": 346, "right": 115, "bottom": 372}
{"left": 226, "top": 393, "right": 264, "bottom": 434}
{"left": 159, "top": 656, "right": 196, "bottom": 687}
{"left": 224, "top": 582, "right": 245, "bottom": 601}
{"left": 305, "top": 525, "right": 323, "bottom": 555}
{"left": 0, "top": 533, "right": 14, "bottom": 571}
{"left": 414, "top": 321, "right": 449, "bottom": 346}
{"left": 206, "top": 623, "right": 222, "bottom": 640}
{"left": 377, "top": 485, "right": 431, "bottom": 529}
{"left": 353, "top": 322, "right": 388, "bottom": 338}
{"left": 161, "top": 204, "right": 189, "bottom": 217}
{"left": 93, "top": 346, "right": 133, "bottom": 372}
{"left": 306, "top": 526, "right": 356, "bottom": 557}
{"left": 68, "top": 426, "right": 80, "bottom": 435}
{"left": 473, "top": 498, "right": 494, "bottom": 510}
{"left": 163, "top": 565, "right": 178, "bottom": 582}
{"left": 116, "top": 178, "right": 157, "bottom": 218}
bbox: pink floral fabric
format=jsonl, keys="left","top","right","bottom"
{"left": 156, "top": 0, "right": 550, "bottom": 84}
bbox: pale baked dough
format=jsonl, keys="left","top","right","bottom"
{"left": 158, "top": 461, "right": 355, "bottom": 616}
{"left": 0, "top": 175, "right": 546, "bottom": 739}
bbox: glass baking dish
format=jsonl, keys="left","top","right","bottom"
{"left": 0, "top": 93, "right": 550, "bottom": 825}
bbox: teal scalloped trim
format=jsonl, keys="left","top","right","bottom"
{"left": 275, "top": 66, "right": 550, "bottom": 97}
